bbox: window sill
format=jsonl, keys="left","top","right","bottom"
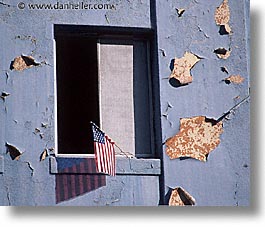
{"left": 50, "top": 156, "right": 160, "bottom": 175}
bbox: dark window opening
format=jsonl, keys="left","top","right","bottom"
{"left": 56, "top": 36, "right": 99, "bottom": 154}
{"left": 54, "top": 25, "right": 155, "bottom": 157}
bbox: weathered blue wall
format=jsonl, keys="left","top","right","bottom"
{"left": 156, "top": 0, "right": 250, "bottom": 206}
{"left": 0, "top": 0, "right": 250, "bottom": 206}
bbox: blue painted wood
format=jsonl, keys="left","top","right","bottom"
{"left": 0, "top": 0, "right": 250, "bottom": 206}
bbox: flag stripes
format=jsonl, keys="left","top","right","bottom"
{"left": 92, "top": 123, "right": 116, "bottom": 176}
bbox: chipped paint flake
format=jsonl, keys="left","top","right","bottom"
{"left": 214, "top": 48, "right": 231, "bottom": 59}
{"left": 41, "top": 122, "right": 48, "bottom": 128}
{"left": 105, "top": 14, "right": 110, "bottom": 24}
{"left": 176, "top": 8, "right": 185, "bottom": 17}
{"left": 221, "top": 66, "right": 229, "bottom": 74}
{"left": 6, "top": 143, "right": 22, "bottom": 160}
{"left": 40, "top": 149, "right": 48, "bottom": 162}
{"left": 15, "top": 35, "right": 37, "bottom": 44}
{"left": 169, "top": 52, "right": 201, "bottom": 85}
{"left": 225, "top": 75, "right": 244, "bottom": 84}
{"left": 166, "top": 116, "right": 223, "bottom": 162}
{"left": 159, "top": 48, "right": 167, "bottom": 57}
{"left": 24, "top": 162, "right": 34, "bottom": 176}
{"left": 0, "top": 2, "right": 11, "bottom": 7}
{"left": 11, "top": 55, "right": 40, "bottom": 71}
{"left": 169, "top": 187, "right": 196, "bottom": 206}
{"left": 215, "top": 0, "right": 232, "bottom": 35}
{"left": 34, "top": 128, "right": 41, "bottom": 134}
{"left": 1, "top": 92, "right": 10, "bottom": 100}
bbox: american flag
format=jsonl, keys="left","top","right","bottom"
{"left": 91, "top": 123, "right": 116, "bottom": 176}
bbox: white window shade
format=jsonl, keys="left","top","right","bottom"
{"left": 98, "top": 39, "right": 153, "bottom": 157}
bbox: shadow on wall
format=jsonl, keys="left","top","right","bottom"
{"left": 169, "top": 58, "right": 188, "bottom": 88}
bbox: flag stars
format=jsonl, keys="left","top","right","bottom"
{"left": 92, "top": 125, "right": 105, "bottom": 144}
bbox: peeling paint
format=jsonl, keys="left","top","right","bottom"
{"left": 219, "top": 24, "right": 232, "bottom": 35}
{"left": 5, "top": 72, "right": 9, "bottom": 83}
{"left": 221, "top": 66, "right": 229, "bottom": 74}
{"left": 10, "top": 55, "right": 40, "bottom": 71}
{"left": 40, "top": 149, "right": 48, "bottom": 162}
{"left": 41, "top": 122, "right": 48, "bottom": 128}
{"left": 214, "top": 48, "right": 231, "bottom": 59}
{"left": 6, "top": 143, "right": 23, "bottom": 160}
{"left": 215, "top": 0, "right": 232, "bottom": 35}
{"left": 159, "top": 48, "right": 167, "bottom": 57}
{"left": 166, "top": 102, "right": 173, "bottom": 111}
{"left": 169, "top": 187, "right": 196, "bottom": 206}
{"left": 105, "top": 14, "right": 110, "bottom": 24}
{"left": 34, "top": 128, "right": 41, "bottom": 134}
{"left": 0, "top": 0, "right": 250, "bottom": 207}
{"left": 162, "top": 102, "right": 174, "bottom": 127}
{"left": 24, "top": 162, "right": 34, "bottom": 176}
{"left": 176, "top": 8, "right": 185, "bottom": 17}
{"left": 166, "top": 116, "right": 223, "bottom": 162}
{"left": 48, "top": 147, "right": 55, "bottom": 154}
{"left": 169, "top": 52, "right": 201, "bottom": 85}
{"left": 0, "top": 2, "right": 11, "bottom": 7}
{"left": 15, "top": 35, "right": 37, "bottom": 44}
{"left": 39, "top": 133, "right": 44, "bottom": 139}
{"left": 163, "top": 102, "right": 173, "bottom": 118}
{"left": 224, "top": 75, "right": 244, "bottom": 84}
{"left": 1, "top": 92, "right": 10, "bottom": 101}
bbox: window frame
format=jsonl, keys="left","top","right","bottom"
{"left": 53, "top": 24, "right": 155, "bottom": 158}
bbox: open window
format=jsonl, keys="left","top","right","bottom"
{"left": 54, "top": 25, "right": 154, "bottom": 158}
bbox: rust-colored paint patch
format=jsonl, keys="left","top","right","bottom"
{"left": 169, "top": 52, "right": 201, "bottom": 85}
{"left": 214, "top": 48, "right": 231, "bottom": 59}
{"left": 11, "top": 55, "right": 40, "bottom": 71}
{"left": 225, "top": 75, "right": 244, "bottom": 84}
{"left": 215, "top": 0, "right": 232, "bottom": 35}
{"left": 166, "top": 116, "right": 223, "bottom": 162}
{"left": 215, "top": 0, "right": 230, "bottom": 25}
{"left": 169, "top": 187, "right": 196, "bottom": 206}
